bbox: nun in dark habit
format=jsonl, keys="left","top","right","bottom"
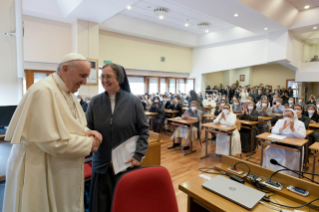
{"left": 86, "top": 63, "right": 149, "bottom": 212}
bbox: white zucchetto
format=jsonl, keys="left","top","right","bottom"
{"left": 60, "top": 53, "right": 86, "bottom": 63}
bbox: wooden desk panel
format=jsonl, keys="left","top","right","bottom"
{"left": 238, "top": 120, "right": 259, "bottom": 126}
{"left": 164, "top": 109, "right": 180, "bottom": 114}
{"left": 202, "top": 123, "right": 236, "bottom": 132}
{"left": 309, "top": 123, "right": 319, "bottom": 129}
{"left": 168, "top": 118, "right": 198, "bottom": 125}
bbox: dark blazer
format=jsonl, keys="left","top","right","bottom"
{"left": 239, "top": 109, "right": 258, "bottom": 121}
{"left": 299, "top": 115, "right": 310, "bottom": 129}
{"left": 214, "top": 106, "right": 222, "bottom": 116}
{"left": 169, "top": 104, "right": 182, "bottom": 116}
{"left": 80, "top": 100, "right": 88, "bottom": 112}
{"left": 306, "top": 112, "right": 319, "bottom": 123}
{"left": 164, "top": 101, "right": 171, "bottom": 109}
{"left": 141, "top": 101, "right": 146, "bottom": 111}
{"left": 86, "top": 90, "right": 149, "bottom": 174}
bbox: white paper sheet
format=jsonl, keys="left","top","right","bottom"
{"left": 267, "top": 134, "right": 286, "bottom": 140}
{"left": 112, "top": 135, "right": 139, "bottom": 174}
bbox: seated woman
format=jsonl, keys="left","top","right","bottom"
{"left": 263, "top": 109, "right": 306, "bottom": 177}
{"left": 232, "top": 99, "right": 242, "bottom": 113}
{"left": 148, "top": 96, "right": 165, "bottom": 133}
{"left": 239, "top": 102, "right": 259, "bottom": 151}
{"left": 288, "top": 97, "right": 295, "bottom": 108}
{"left": 214, "top": 99, "right": 226, "bottom": 116}
{"left": 213, "top": 104, "right": 241, "bottom": 156}
{"left": 171, "top": 101, "right": 200, "bottom": 150}
{"left": 203, "top": 94, "right": 217, "bottom": 113}
{"left": 306, "top": 104, "right": 319, "bottom": 123}
{"left": 163, "top": 95, "right": 171, "bottom": 109}
{"left": 256, "top": 98, "right": 272, "bottom": 134}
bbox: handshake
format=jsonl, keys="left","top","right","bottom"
{"left": 85, "top": 130, "right": 103, "bottom": 152}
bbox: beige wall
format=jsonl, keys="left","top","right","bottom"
{"left": 204, "top": 64, "right": 296, "bottom": 88}
{"left": 0, "top": 0, "right": 21, "bottom": 106}
{"left": 23, "top": 15, "right": 72, "bottom": 63}
{"left": 251, "top": 64, "right": 296, "bottom": 88}
{"left": 205, "top": 71, "right": 223, "bottom": 88}
{"left": 99, "top": 30, "right": 192, "bottom": 73}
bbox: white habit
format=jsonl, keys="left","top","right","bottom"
{"left": 203, "top": 99, "right": 216, "bottom": 114}
{"left": 213, "top": 110, "right": 241, "bottom": 156}
{"left": 262, "top": 110, "right": 306, "bottom": 177}
{"left": 3, "top": 73, "right": 93, "bottom": 212}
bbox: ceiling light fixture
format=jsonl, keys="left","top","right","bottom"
{"left": 234, "top": 14, "right": 239, "bottom": 17}
{"left": 304, "top": 5, "right": 310, "bottom": 9}
{"left": 314, "top": 26, "right": 318, "bottom": 29}
{"left": 185, "top": 23, "right": 189, "bottom": 27}
{"left": 127, "top": 5, "right": 131, "bottom": 10}
{"left": 205, "top": 30, "right": 209, "bottom": 33}
{"left": 264, "top": 28, "right": 268, "bottom": 30}
{"left": 154, "top": 7, "right": 168, "bottom": 20}
{"left": 197, "top": 22, "right": 211, "bottom": 30}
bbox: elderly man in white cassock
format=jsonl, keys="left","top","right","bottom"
{"left": 262, "top": 109, "right": 306, "bottom": 177}
{"left": 2, "top": 53, "right": 102, "bottom": 212}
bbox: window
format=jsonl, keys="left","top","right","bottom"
{"left": 148, "top": 78, "right": 158, "bottom": 94}
{"left": 128, "top": 77, "right": 145, "bottom": 95}
{"left": 168, "top": 79, "right": 176, "bottom": 94}
{"left": 177, "top": 79, "right": 185, "bottom": 93}
{"left": 186, "top": 79, "right": 195, "bottom": 93}
{"left": 24, "top": 70, "right": 55, "bottom": 92}
{"left": 160, "top": 78, "right": 166, "bottom": 93}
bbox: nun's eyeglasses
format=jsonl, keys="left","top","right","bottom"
{"left": 99, "top": 75, "right": 115, "bottom": 80}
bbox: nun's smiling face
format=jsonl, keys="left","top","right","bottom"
{"left": 101, "top": 66, "right": 120, "bottom": 94}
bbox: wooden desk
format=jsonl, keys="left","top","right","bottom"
{"left": 258, "top": 116, "right": 272, "bottom": 132}
{"left": 234, "top": 112, "right": 241, "bottom": 117}
{"left": 204, "top": 106, "right": 215, "bottom": 114}
{"left": 202, "top": 114, "right": 216, "bottom": 123}
{"left": 309, "top": 122, "right": 319, "bottom": 130}
{"left": 145, "top": 111, "right": 158, "bottom": 131}
{"left": 238, "top": 120, "right": 259, "bottom": 157}
{"left": 167, "top": 118, "right": 198, "bottom": 156}
{"left": 272, "top": 113, "right": 283, "bottom": 119}
{"left": 256, "top": 132, "right": 308, "bottom": 174}
{"left": 180, "top": 155, "right": 319, "bottom": 212}
{"left": 201, "top": 123, "right": 236, "bottom": 159}
{"left": 142, "top": 133, "right": 163, "bottom": 167}
{"left": 164, "top": 109, "right": 180, "bottom": 118}
{"left": 310, "top": 142, "right": 319, "bottom": 180}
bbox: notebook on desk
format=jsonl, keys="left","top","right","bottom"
{"left": 202, "top": 175, "right": 265, "bottom": 210}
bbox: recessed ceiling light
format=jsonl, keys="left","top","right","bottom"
{"left": 127, "top": 5, "right": 131, "bottom": 10}
{"left": 185, "top": 23, "right": 189, "bottom": 27}
{"left": 314, "top": 26, "right": 318, "bottom": 29}
{"left": 205, "top": 30, "right": 209, "bottom": 33}
{"left": 264, "top": 28, "right": 268, "bottom": 30}
{"left": 304, "top": 5, "right": 310, "bottom": 9}
{"left": 159, "top": 15, "right": 164, "bottom": 19}
{"left": 234, "top": 14, "right": 239, "bottom": 17}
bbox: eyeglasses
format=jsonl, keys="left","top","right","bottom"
{"left": 99, "top": 75, "right": 115, "bottom": 80}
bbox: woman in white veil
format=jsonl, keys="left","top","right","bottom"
{"left": 213, "top": 103, "right": 241, "bottom": 156}
{"left": 262, "top": 109, "right": 306, "bottom": 177}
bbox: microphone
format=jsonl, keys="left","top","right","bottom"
{"left": 269, "top": 159, "right": 319, "bottom": 185}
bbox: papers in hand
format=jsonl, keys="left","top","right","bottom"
{"left": 267, "top": 134, "right": 286, "bottom": 140}
{"left": 112, "top": 135, "right": 138, "bottom": 174}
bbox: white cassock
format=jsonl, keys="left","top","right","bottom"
{"left": 213, "top": 111, "right": 241, "bottom": 156}
{"left": 3, "top": 73, "right": 93, "bottom": 212}
{"left": 203, "top": 99, "right": 216, "bottom": 114}
{"left": 262, "top": 111, "right": 306, "bottom": 177}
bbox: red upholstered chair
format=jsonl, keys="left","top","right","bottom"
{"left": 84, "top": 163, "right": 92, "bottom": 181}
{"left": 112, "top": 166, "right": 179, "bottom": 212}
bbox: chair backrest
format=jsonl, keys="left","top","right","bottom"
{"left": 149, "top": 131, "right": 160, "bottom": 141}
{"left": 112, "top": 166, "right": 179, "bottom": 212}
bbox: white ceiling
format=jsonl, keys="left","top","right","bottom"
{"left": 287, "top": 0, "right": 319, "bottom": 11}
{"left": 120, "top": 0, "right": 234, "bottom": 34}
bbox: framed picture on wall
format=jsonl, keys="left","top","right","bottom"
{"left": 87, "top": 58, "right": 98, "bottom": 85}
{"left": 240, "top": 75, "right": 245, "bottom": 82}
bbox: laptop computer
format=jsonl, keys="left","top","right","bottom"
{"left": 202, "top": 175, "right": 265, "bottom": 210}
